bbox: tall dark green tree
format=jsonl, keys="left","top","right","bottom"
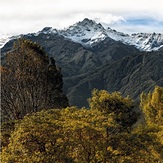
{"left": 1, "top": 39, "right": 68, "bottom": 121}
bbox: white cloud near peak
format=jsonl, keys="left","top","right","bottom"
{"left": 0, "top": 0, "right": 163, "bottom": 35}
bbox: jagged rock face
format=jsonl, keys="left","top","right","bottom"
{"left": 2, "top": 29, "right": 139, "bottom": 76}
{"left": 1, "top": 18, "right": 163, "bottom": 107}
{"left": 130, "top": 33, "right": 163, "bottom": 51}
{"left": 106, "top": 28, "right": 163, "bottom": 51}
{"left": 1, "top": 18, "right": 163, "bottom": 51}
{"left": 59, "top": 19, "right": 163, "bottom": 51}
{"left": 59, "top": 18, "right": 108, "bottom": 46}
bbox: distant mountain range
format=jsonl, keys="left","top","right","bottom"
{"left": 1, "top": 18, "right": 163, "bottom": 107}
{"left": 1, "top": 18, "right": 163, "bottom": 51}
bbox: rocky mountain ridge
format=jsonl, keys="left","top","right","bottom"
{"left": 40, "top": 18, "right": 163, "bottom": 51}
{"left": 1, "top": 18, "right": 163, "bottom": 107}
{"left": 1, "top": 18, "right": 163, "bottom": 51}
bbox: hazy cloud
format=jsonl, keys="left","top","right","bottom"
{"left": 0, "top": 0, "right": 163, "bottom": 35}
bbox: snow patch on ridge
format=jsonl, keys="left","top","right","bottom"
{"left": 1, "top": 18, "right": 163, "bottom": 51}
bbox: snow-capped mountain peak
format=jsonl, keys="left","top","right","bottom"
{"left": 58, "top": 18, "right": 108, "bottom": 46}
{"left": 58, "top": 18, "right": 163, "bottom": 51}
{"left": 36, "top": 27, "right": 58, "bottom": 36}
{"left": 1, "top": 18, "right": 163, "bottom": 51}
{"left": 130, "top": 33, "right": 163, "bottom": 51}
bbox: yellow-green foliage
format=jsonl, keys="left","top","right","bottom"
{"left": 1, "top": 87, "right": 163, "bottom": 163}
{"left": 88, "top": 89, "right": 137, "bottom": 129}
{"left": 1, "top": 107, "right": 118, "bottom": 163}
{"left": 139, "top": 86, "right": 163, "bottom": 162}
{"left": 89, "top": 89, "right": 133, "bottom": 112}
{"left": 0, "top": 120, "right": 17, "bottom": 148}
{"left": 1, "top": 109, "right": 63, "bottom": 162}
{"left": 140, "top": 86, "right": 163, "bottom": 125}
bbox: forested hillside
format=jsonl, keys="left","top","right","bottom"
{"left": 2, "top": 31, "right": 163, "bottom": 107}
{"left": 1, "top": 39, "right": 163, "bottom": 162}
{"left": 1, "top": 86, "right": 163, "bottom": 162}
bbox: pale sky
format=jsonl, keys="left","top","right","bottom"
{"left": 0, "top": 0, "right": 163, "bottom": 36}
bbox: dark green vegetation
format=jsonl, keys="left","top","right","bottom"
{"left": 1, "top": 86, "right": 163, "bottom": 162}
{"left": 1, "top": 39, "right": 163, "bottom": 162}
{"left": 2, "top": 33, "right": 163, "bottom": 108}
{"left": 1, "top": 39, "right": 68, "bottom": 122}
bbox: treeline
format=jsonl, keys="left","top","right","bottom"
{"left": 1, "top": 39, "right": 163, "bottom": 162}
